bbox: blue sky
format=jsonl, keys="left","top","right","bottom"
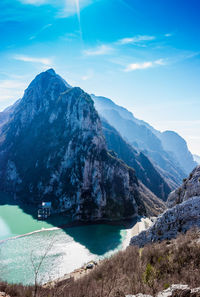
{"left": 0, "top": 0, "right": 200, "bottom": 154}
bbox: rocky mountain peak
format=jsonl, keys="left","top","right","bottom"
{"left": 167, "top": 165, "right": 200, "bottom": 207}
{"left": 7, "top": 69, "right": 72, "bottom": 127}
{"left": 0, "top": 70, "right": 155, "bottom": 221}
{"left": 45, "top": 68, "right": 56, "bottom": 75}
{"left": 24, "top": 68, "right": 71, "bottom": 101}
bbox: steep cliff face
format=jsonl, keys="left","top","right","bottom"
{"left": 130, "top": 196, "right": 200, "bottom": 247}
{"left": 130, "top": 166, "right": 200, "bottom": 247}
{"left": 167, "top": 165, "right": 200, "bottom": 207}
{"left": 0, "top": 69, "right": 149, "bottom": 221}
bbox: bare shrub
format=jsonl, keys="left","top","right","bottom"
{"left": 1, "top": 229, "right": 200, "bottom": 297}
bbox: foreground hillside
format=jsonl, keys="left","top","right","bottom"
{"left": 131, "top": 165, "right": 200, "bottom": 247}
{"left": 1, "top": 229, "right": 200, "bottom": 297}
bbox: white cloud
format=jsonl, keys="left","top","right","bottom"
{"left": 124, "top": 59, "right": 165, "bottom": 72}
{"left": 29, "top": 23, "right": 52, "bottom": 40}
{"left": 0, "top": 80, "right": 26, "bottom": 89}
{"left": 83, "top": 45, "right": 113, "bottom": 56}
{"left": 19, "top": 0, "right": 47, "bottom": 5}
{"left": 117, "top": 35, "right": 156, "bottom": 45}
{"left": 13, "top": 55, "right": 52, "bottom": 66}
{"left": 18, "top": 0, "right": 94, "bottom": 18}
{"left": 164, "top": 33, "right": 173, "bottom": 37}
{"left": 0, "top": 80, "right": 26, "bottom": 110}
{"left": 154, "top": 58, "right": 165, "bottom": 65}
{"left": 81, "top": 69, "right": 94, "bottom": 80}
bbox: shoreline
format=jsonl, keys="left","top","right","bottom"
{"left": 0, "top": 217, "right": 138, "bottom": 245}
{"left": 0, "top": 215, "right": 153, "bottom": 287}
{"left": 45, "top": 217, "right": 154, "bottom": 288}
{"left": 122, "top": 217, "right": 153, "bottom": 250}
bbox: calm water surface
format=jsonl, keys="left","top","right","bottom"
{"left": 0, "top": 193, "right": 127, "bottom": 285}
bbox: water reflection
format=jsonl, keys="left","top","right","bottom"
{"left": 0, "top": 192, "right": 128, "bottom": 285}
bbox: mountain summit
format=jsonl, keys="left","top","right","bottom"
{"left": 0, "top": 70, "right": 165, "bottom": 221}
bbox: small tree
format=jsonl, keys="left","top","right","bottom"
{"left": 30, "top": 234, "right": 55, "bottom": 297}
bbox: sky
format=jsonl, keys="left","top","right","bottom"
{"left": 0, "top": 0, "right": 200, "bottom": 154}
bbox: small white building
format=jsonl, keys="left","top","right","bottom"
{"left": 38, "top": 202, "right": 52, "bottom": 219}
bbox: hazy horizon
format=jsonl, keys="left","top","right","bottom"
{"left": 0, "top": 0, "right": 200, "bottom": 154}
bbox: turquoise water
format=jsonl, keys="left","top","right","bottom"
{"left": 0, "top": 194, "right": 127, "bottom": 285}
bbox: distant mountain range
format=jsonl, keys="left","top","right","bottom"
{"left": 92, "top": 95, "right": 197, "bottom": 189}
{"left": 0, "top": 69, "right": 196, "bottom": 221}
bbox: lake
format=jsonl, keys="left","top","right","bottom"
{"left": 0, "top": 193, "right": 128, "bottom": 285}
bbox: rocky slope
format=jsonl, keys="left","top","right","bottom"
{"left": 130, "top": 195, "right": 200, "bottom": 247}
{"left": 0, "top": 69, "right": 163, "bottom": 221}
{"left": 167, "top": 165, "right": 200, "bottom": 207}
{"left": 126, "top": 285, "right": 200, "bottom": 297}
{"left": 92, "top": 95, "right": 196, "bottom": 188}
{"left": 130, "top": 166, "right": 200, "bottom": 246}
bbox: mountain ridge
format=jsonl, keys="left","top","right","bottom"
{"left": 92, "top": 94, "right": 196, "bottom": 188}
{"left": 101, "top": 118, "right": 171, "bottom": 201}
{"left": 0, "top": 69, "right": 165, "bottom": 221}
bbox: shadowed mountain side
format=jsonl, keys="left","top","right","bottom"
{"left": 137, "top": 182, "right": 166, "bottom": 216}
{"left": 102, "top": 119, "right": 171, "bottom": 201}
{"left": 92, "top": 95, "right": 189, "bottom": 188}
{"left": 0, "top": 69, "right": 162, "bottom": 224}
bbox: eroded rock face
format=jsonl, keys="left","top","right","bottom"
{"left": 0, "top": 292, "right": 11, "bottom": 297}
{"left": 130, "top": 166, "right": 200, "bottom": 247}
{"left": 168, "top": 166, "right": 200, "bottom": 208}
{"left": 126, "top": 284, "right": 200, "bottom": 297}
{"left": 130, "top": 196, "right": 200, "bottom": 247}
{"left": 0, "top": 69, "right": 146, "bottom": 221}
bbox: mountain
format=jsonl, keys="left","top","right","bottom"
{"left": 167, "top": 165, "right": 200, "bottom": 207}
{"left": 159, "top": 130, "right": 197, "bottom": 174}
{"left": 193, "top": 154, "right": 200, "bottom": 164}
{"left": 92, "top": 95, "right": 196, "bottom": 188}
{"left": 130, "top": 165, "right": 200, "bottom": 247}
{"left": 0, "top": 69, "right": 165, "bottom": 221}
{"left": 102, "top": 119, "right": 171, "bottom": 201}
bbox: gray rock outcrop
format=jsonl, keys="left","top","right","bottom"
{"left": 130, "top": 196, "right": 200, "bottom": 247}
{"left": 130, "top": 166, "right": 200, "bottom": 247}
{"left": 126, "top": 284, "right": 200, "bottom": 297}
{"left": 168, "top": 166, "right": 200, "bottom": 207}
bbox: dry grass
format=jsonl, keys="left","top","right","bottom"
{"left": 1, "top": 229, "right": 200, "bottom": 297}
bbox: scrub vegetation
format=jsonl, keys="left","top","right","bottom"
{"left": 1, "top": 229, "right": 200, "bottom": 297}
